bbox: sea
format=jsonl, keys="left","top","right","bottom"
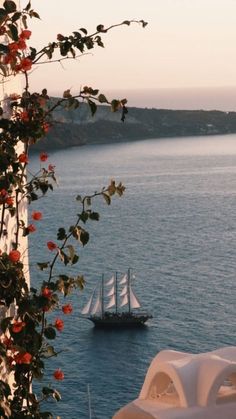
{"left": 28, "top": 133, "right": 236, "bottom": 418}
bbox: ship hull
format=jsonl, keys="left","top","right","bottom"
{"left": 87, "top": 312, "right": 152, "bottom": 328}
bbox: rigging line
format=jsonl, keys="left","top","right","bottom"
{"left": 87, "top": 384, "right": 92, "bottom": 419}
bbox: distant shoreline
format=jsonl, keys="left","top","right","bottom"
{"left": 30, "top": 104, "right": 236, "bottom": 152}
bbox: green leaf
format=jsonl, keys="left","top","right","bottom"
{"left": 95, "top": 36, "right": 104, "bottom": 48}
{"left": 88, "top": 99, "right": 97, "bottom": 116}
{"left": 76, "top": 275, "right": 85, "bottom": 290}
{"left": 89, "top": 212, "right": 100, "bottom": 221}
{"left": 57, "top": 228, "right": 67, "bottom": 240}
{"left": 140, "top": 19, "right": 148, "bottom": 28}
{"left": 30, "top": 10, "right": 40, "bottom": 19}
{"left": 108, "top": 180, "right": 116, "bottom": 196}
{"left": 29, "top": 192, "right": 38, "bottom": 201}
{"left": 79, "top": 27, "right": 87, "bottom": 34}
{"left": 66, "top": 244, "right": 75, "bottom": 261}
{"left": 11, "top": 11, "right": 21, "bottom": 22}
{"left": 41, "top": 345, "right": 57, "bottom": 359}
{"left": 24, "top": 1, "right": 31, "bottom": 11}
{"left": 22, "top": 14, "right": 27, "bottom": 28}
{"left": 1, "top": 317, "right": 12, "bottom": 333}
{"left": 96, "top": 24, "right": 105, "bottom": 32}
{"left": 37, "top": 262, "right": 50, "bottom": 271}
{"left": 58, "top": 250, "right": 70, "bottom": 266}
{"left": 80, "top": 211, "right": 88, "bottom": 223}
{"left": 42, "top": 387, "right": 54, "bottom": 396}
{"left": 98, "top": 94, "right": 108, "bottom": 104}
{"left": 3, "top": 1, "right": 16, "bottom": 13}
{"left": 53, "top": 389, "right": 61, "bottom": 401}
{"left": 79, "top": 229, "right": 89, "bottom": 246}
{"left": 8, "top": 24, "right": 18, "bottom": 41}
{"left": 72, "top": 254, "right": 79, "bottom": 265}
{"left": 122, "top": 20, "right": 130, "bottom": 25}
{"left": 0, "top": 380, "right": 11, "bottom": 398}
{"left": 63, "top": 89, "right": 72, "bottom": 99}
{"left": 103, "top": 192, "right": 111, "bottom": 205}
{"left": 0, "top": 9, "right": 7, "bottom": 21}
{"left": 86, "top": 197, "right": 91, "bottom": 206}
{"left": 44, "top": 327, "right": 56, "bottom": 340}
{"left": 111, "top": 99, "right": 120, "bottom": 112}
{"left": 91, "top": 89, "right": 99, "bottom": 96}
{"left": 40, "top": 413, "right": 53, "bottom": 419}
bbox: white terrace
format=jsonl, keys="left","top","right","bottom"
{"left": 113, "top": 346, "right": 236, "bottom": 419}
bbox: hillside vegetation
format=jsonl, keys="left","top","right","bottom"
{"left": 31, "top": 100, "right": 236, "bottom": 151}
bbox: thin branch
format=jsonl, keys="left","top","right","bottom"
{"left": 34, "top": 53, "right": 91, "bottom": 65}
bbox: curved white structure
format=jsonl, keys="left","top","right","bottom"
{"left": 113, "top": 347, "right": 236, "bottom": 419}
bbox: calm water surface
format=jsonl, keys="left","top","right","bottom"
{"left": 29, "top": 134, "right": 236, "bottom": 418}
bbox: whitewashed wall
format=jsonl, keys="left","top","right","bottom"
{"left": 0, "top": 0, "right": 29, "bottom": 386}
{"left": 0, "top": 0, "right": 29, "bottom": 286}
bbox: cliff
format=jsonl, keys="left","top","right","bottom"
{"left": 30, "top": 100, "right": 236, "bottom": 151}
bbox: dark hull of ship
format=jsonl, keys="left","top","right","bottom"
{"left": 87, "top": 312, "right": 152, "bottom": 327}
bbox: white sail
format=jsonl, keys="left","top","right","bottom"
{"left": 120, "top": 294, "right": 128, "bottom": 307}
{"left": 106, "top": 275, "right": 115, "bottom": 286}
{"left": 81, "top": 286, "right": 96, "bottom": 315}
{"left": 130, "top": 287, "right": 141, "bottom": 309}
{"left": 91, "top": 294, "right": 102, "bottom": 315}
{"left": 119, "top": 274, "right": 127, "bottom": 285}
{"left": 120, "top": 285, "right": 128, "bottom": 297}
{"left": 106, "top": 295, "right": 115, "bottom": 309}
{"left": 106, "top": 285, "right": 115, "bottom": 297}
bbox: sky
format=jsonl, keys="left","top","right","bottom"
{"left": 25, "top": 0, "right": 236, "bottom": 109}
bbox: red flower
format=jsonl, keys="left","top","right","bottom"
{"left": 47, "top": 241, "right": 57, "bottom": 251}
{"left": 20, "top": 30, "right": 32, "bottom": 40}
{"left": 20, "top": 111, "right": 29, "bottom": 122}
{"left": 8, "top": 42, "right": 19, "bottom": 52}
{"left": 0, "top": 27, "right": 6, "bottom": 36}
{"left": 0, "top": 189, "right": 7, "bottom": 197}
{"left": 3, "top": 53, "right": 15, "bottom": 65}
{"left": 31, "top": 211, "right": 42, "bottom": 221}
{"left": 19, "top": 57, "right": 32, "bottom": 72}
{"left": 17, "top": 39, "right": 27, "bottom": 50}
{"left": 6, "top": 356, "right": 14, "bottom": 367}
{"left": 42, "top": 122, "right": 50, "bottom": 133}
{"left": 57, "top": 34, "right": 64, "bottom": 41}
{"left": 54, "top": 318, "right": 64, "bottom": 332}
{"left": 18, "top": 152, "right": 29, "bottom": 163}
{"left": 40, "top": 152, "right": 48, "bottom": 162}
{"left": 3, "top": 336, "right": 13, "bottom": 349}
{"left": 8, "top": 250, "right": 21, "bottom": 263}
{"left": 9, "top": 93, "right": 21, "bottom": 101}
{"left": 62, "top": 304, "right": 73, "bottom": 315}
{"left": 53, "top": 369, "right": 64, "bottom": 380}
{"left": 42, "top": 287, "right": 53, "bottom": 299}
{"left": 27, "top": 224, "right": 36, "bottom": 233}
{"left": 12, "top": 321, "right": 25, "bottom": 333}
{"left": 5, "top": 196, "right": 14, "bottom": 206}
{"left": 48, "top": 164, "right": 55, "bottom": 172}
{"left": 15, "top": 352, "right": 32, "bottom": 364}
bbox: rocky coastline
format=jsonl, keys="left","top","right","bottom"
{"left": 30, "top": 101, "right": 236, "bottom": 151}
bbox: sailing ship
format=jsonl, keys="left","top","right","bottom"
{"left": 81, "top": 269, "right": 152, "bottom": 327}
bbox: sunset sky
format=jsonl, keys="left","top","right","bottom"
{"left": 27, "top": 0, "right": 236, "bottom": 109}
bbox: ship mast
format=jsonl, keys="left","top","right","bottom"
{"left": 101, "top": 274, "right": 104, "bottom": 319}
{"left": 115, "top": 272, "right": 118, "bottom": 314}
{"left": 128, "top": 268, "right": 131, "bottom": 314}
